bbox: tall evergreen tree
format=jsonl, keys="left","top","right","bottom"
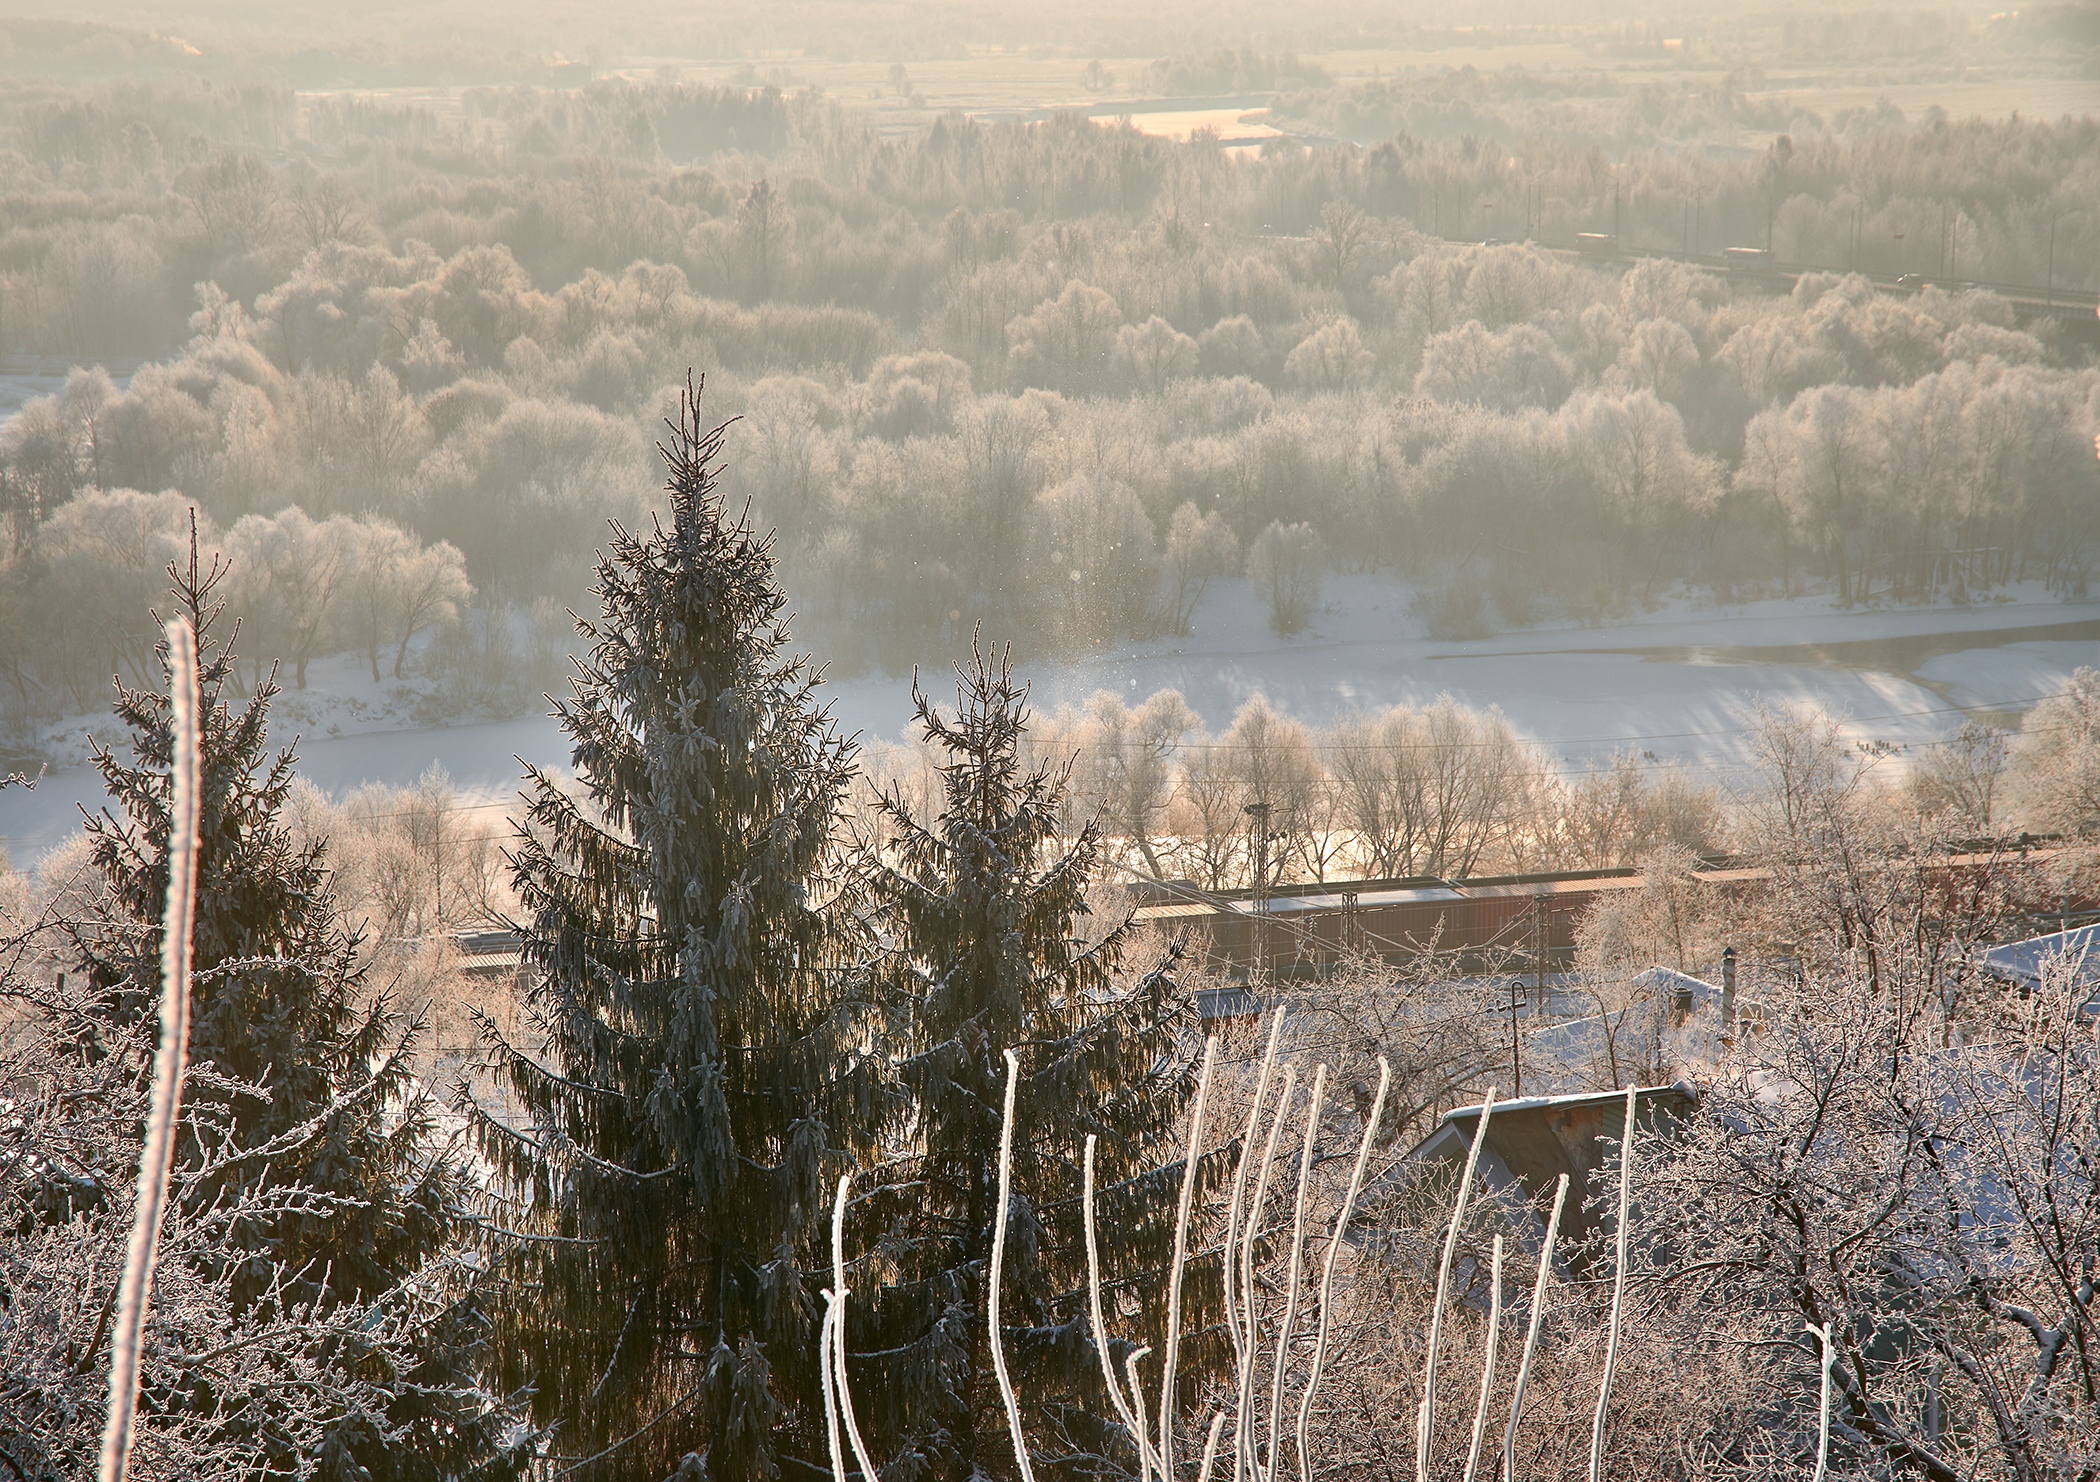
{"left": 845, "top": 642, "right": 1210, "bottom": 1481}
{"left": 77, "top": 531, "right": 512, "bottom": 1480}
{"left": 471, "top": 382, "right": 877, "bottom": 1480}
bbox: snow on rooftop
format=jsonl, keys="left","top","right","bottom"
{"left": 1975, "top": 924, "right": 2100, "bottom": 994}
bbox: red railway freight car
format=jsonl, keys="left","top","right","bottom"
{"left": 1129, "top": 868, "right": 1645, "bottom": 979}
{"left": 1127, "top": 847, "right": 2084, "bottom": 981}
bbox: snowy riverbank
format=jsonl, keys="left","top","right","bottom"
{"left": 6, "top": 576, "right": 2097, "bottom": 864}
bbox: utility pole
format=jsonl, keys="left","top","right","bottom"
{"left": 2047, "top": 216, "right": 2056, "bottom": 307}
{"left": 1508, "top": 977, "right": 1524, "bottom": 1097}
{"left": 1721, "top": 946, "right": 1738, "bottom": 1049}
{"left": 1244, "top": 801, "right": 1272, "bottom": 983}
{"left": 1613, "top": 175, "right": 1621, "bottom": 243}
{"left": 1534, "top": 894, "right": 1548, "bottom": 1002}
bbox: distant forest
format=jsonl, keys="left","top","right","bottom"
{"left": 1, "top": 42, "right": 2096, "bottom": 741}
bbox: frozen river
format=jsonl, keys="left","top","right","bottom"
{"left": 7, "top": 575, "right": 2096, "bottom": 865}
{"left": 0, "top": 359, "right": 142, "bottom": 421}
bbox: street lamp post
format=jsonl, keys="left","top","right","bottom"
{"left": 1244, "top": 801, "right": 1272, "bottom": 981}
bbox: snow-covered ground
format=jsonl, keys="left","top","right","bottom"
{"left": 832, "top": 574, "right": 2100, "bottom": 781}
{"left": 6, "top": 574, "right": 2097, "bottom": 866}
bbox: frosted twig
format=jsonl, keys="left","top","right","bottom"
{"left": 1588, "top": 1087, "right": 1638, "bottom": 1482}
{"left": 1296, "top": 1057, "right": 1390, "bottom": 1482}
{"left": 1127, "top": 1349, "right": 1156, "bottom": 1482}
{"left": 831, "top": 1172, "right": 878, "bottom": 1481}
{"left": 1503, "top": 1174, "right": 1569, "bottom": 1482}
{"left": 1810, "top": 1322, "right": 1835, "bottom": 1482}
{"left": 1087, "top": 1134, "right": 1162, "bottom": 1479}
{"left": 1195, "top": 1410, "right": 1231, "bottom": 1482}
{"left": 1236, "top": 1065, "right": 1295, "bottom": 1482}
{"left": 991, "top": 1049, "right": 1038, "bottom": 1482}
{"left": 1269, "top": 1064, "right": 1326, "bottom": 1482}
{"left": 1161, "top": 1035, "right": 1218, "bottom": 1476}
{"left": 1420, "top": 1088, "right": 1498, "bottom": 1482}
{"left": 100, "top": 616, "right": 201, "bottom": 1482}
{"left": 819, "top": 1299, "right": 846, "bottom": 1481}
{"left": 1462, "top": 1236, "right": 1505, "bottom": 1482}
{"left": 1224, "top": 1014, "right": 1286, "bottom": 1384}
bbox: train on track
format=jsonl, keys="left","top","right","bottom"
{"left": 1126, "top": 846, "right": 2094, "bottom": 982}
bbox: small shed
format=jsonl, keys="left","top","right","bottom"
{"left": 1404, "top": 1084, "right": 1700, "bottom": 1261}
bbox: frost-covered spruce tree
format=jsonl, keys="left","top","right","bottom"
{"left": 473, "top": 381, "right": 874, "bottom": 1480}
{"left": 848, "top": 641, "right": 1205, "bottom": 1481}
{"left": 75, "top": 533, "right": 512, "bottom": 1481}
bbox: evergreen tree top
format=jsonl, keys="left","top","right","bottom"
{"left": 73, "top": 519, "right": 514, "bottom": 1480}
{"left": 475, "top": 378, "right": 879, "bottom": 1482}
{"left": 846, "top": 637, "right": 1213, "bottom": 1482}
{"left": 81, "top": 524, "right": 340, "bottom": 998}
{"left": 78, "top": 523, "right": 388, "bottom": 1142}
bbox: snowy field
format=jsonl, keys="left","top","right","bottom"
{"left": 5, "top": 574, "right": 2098, "bottom": 865}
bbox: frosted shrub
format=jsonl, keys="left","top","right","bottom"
{"left": 1246, "top": 519, "right": 1325, "bottom": 635}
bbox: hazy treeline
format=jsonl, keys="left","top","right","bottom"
{"left": 2, "top": 69, "right": 2096, "bottom": 737}
{"left": 860, "top": 668, "right": 2100, "bottom": 889}
{"left": 0, "top": 0, "right": 2088, "bottom": 85}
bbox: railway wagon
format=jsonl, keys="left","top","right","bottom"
{"left": 1130, "top": 867, "right": 1657, "bottom": 980}
{"left": 1126, "top": 848, "right": 2074, "bottom": 981}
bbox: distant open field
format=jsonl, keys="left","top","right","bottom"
{"left": 1742, "top": 77, "right": 2099, "bottom": 123}
{"left": 531, "top": 41, "right": 2096, "bottom": 144}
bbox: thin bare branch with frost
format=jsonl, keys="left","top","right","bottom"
{"left": 1503, "top": 1174, "right": 1569, "bottom": 1482}
{"left": 1809, "top": 1322, "right": 1835, "bottom": 1482}
{"left": 1590, "top": 1085, "right": 1639, "bottom": 1482}
{"left": 1268, "top": 1064, "right": 1325, "bottom": 1482}
{"left": 1463, "top": 1235, "right": 1505, "bottom": 1482}
{"left": 827, "top": 1171, "right": 879, "bottom": 1482}
{"left": 100, "top": 616, "right": 199, "bottom": 1482}
{"left": 990, "top": 1048, "right": 1040, "bottom": 1482}
{"left": 1161, "top": 1035, "right": 1219, "bottom": 1475}
{"left": 1223, "top": 1013, "right": 1285, "bottom": 1406}
{"left": 1088, "top": 1133, "right": 1164, "bottom": 1480}
{"left": 1420, "top": 1085, "right": 1496, "bottom": 1482}
{"left": 1297, "top": 1055, "right": 1391, "bottom": 1482}
{"left": 1235, "top": 1062, "right": 1295, "bottom": 1482}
